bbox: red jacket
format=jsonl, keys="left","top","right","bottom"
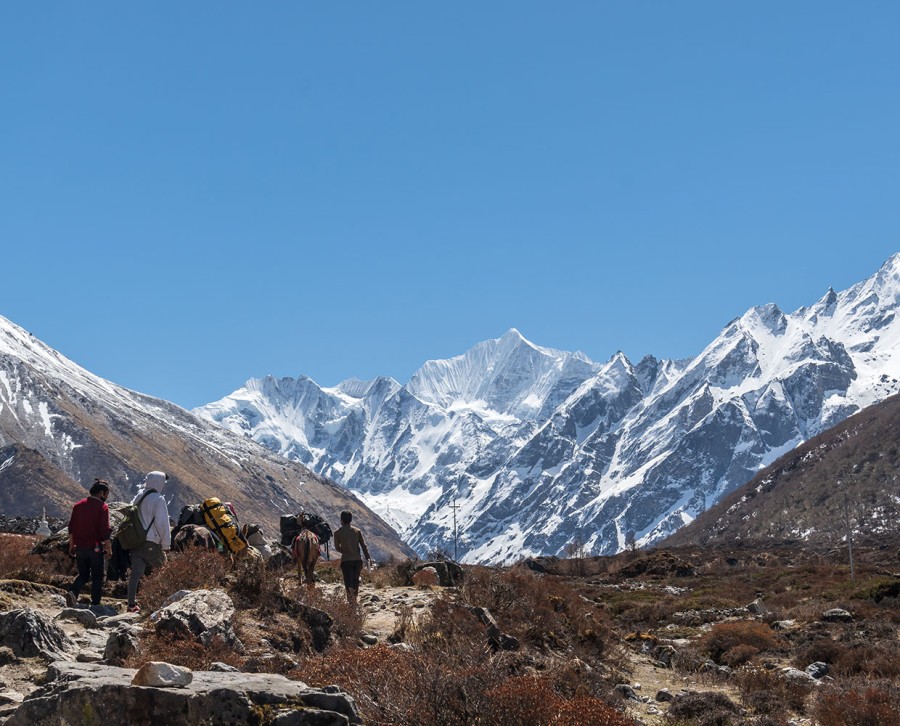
{"left": 68, "top": 496, "right": 111, "bottom": 549}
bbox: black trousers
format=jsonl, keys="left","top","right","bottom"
{"left": 71, "top": 547, "right": 105, "bottom": 605}
{"left": 340, "top": 560, "right": 364, "bottom": 589}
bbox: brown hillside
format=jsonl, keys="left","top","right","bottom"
{"left": 664, "top": 393, "right": 900, "bottom": 550}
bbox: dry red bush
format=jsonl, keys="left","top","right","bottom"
{"left": 812, "top": 680, "right": 900, "bottom": 726}
{"left": 137, "top": 549, "right": 228, "bottom": 612}
{"left": 0, "top": 534, "right": 74, "bottom": 584}
{"left": 699, "top": 621, "right": 785, "bottom": 664}
{"left": 480, "top": 675, "right": 635, "bottom": 726}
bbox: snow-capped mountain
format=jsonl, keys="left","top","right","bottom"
{"left": 0, "top": 317, "right": 413, "bottom": 560}
{"left": 196, "top": 255, "right": 900, "bottom": 563}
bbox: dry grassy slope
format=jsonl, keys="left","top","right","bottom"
{"left": 0, "top": 375, "right": 413, "bottom": 562}
{"left": 663, "top": 393, "right": 900, "bottom": 549}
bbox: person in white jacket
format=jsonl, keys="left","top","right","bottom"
{"left": 126, "top": 470, "right": 172, "bottom": 613}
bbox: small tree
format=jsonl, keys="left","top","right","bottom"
{"left": 564, "top": 536, "right": 586, "bottom": 576}
{"left": 624, "top": 530, "right": 637, "bottom": 554}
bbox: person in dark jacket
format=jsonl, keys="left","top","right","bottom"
{"left": 333, "top": 510, "right": 371, "bottom": 607}
{"left": 66, "top": 479, "right": 112, "bottom": 607}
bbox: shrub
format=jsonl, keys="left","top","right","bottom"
{"left": 227, "top": 556, "right": 284, "bottom": 612}
{"left": 124, "top": 629, "right": 243, "bottom": 671}
{"left": 812, "top": 680, "right": 900, "bottom": 726}
{"left": 720, "top": 643, "right": 759, "bottom": 668}
{"left": 0, "top": 534, "right": 74, "bottom": 585}
{"left": 698, "top": 621, "right": 784, "bottom": 664}
{"left": 665, "top": 690, "right": 741, "bottom": 725}
{"left": 736, "top": 666, "right": 813, "bottom": 715}
{"left": 459, "top": 566, "right": 612, "bottom": 657}
{"left": 831, "top": 641, "right": 900, "bottom": 679}
{"left": 480, "top": 676, "right": 635, "bottom": 726}
{"left": 137, "top": 550, "right": 228, "bottom": 612}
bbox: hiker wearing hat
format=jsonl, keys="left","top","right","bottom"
{"left": 126, "top": 471, "right": 172, "bottom": 613}
{"left": 333, "top": 510, "right": 371, "bottom": 608}
{"left": 66, "top": 478, "right": 112, "bottom": 607}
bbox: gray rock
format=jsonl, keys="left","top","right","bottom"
{"left": 0, "top": 645, "right": 17, "bottom": 665}
{"left": 0, "top": 608, "right": 77, "bottom": 660}
{"left": 132, "top": 661, "right": 193, "bottom": 687}
{"left": 805, "top": 661, "right": 830, "bottom": 679}
{"left": 55, "top": 608, "right": 98, "bottom": 628}
{"left": 467, "top": 606, "right": 520, "bottom": 651}
{"left": 781, "top": 667, "right": 818, "bottom": 684}
{"left": 151, "top": 589, "right": 243, "bottom": 652}
{"left": 103, "top": 626, "right": 140, "bottom": 666}
{"left": 0, "top": 691, "right": 24, "bottom": 705}
{"left": 771, "top": 619, "right": 796, "bottom": 630}
{"left": 656, "top": 688, "right": 674, "bottom": 702}
{"left": 5, "top": 660, "right": 360, "bottom": 725}
{"left": 746, "top": 599, "right": 768, "bottom": 615}
{"left": 412, "top": 560, "right": 464, "bottom": 587}
{"left": 88, "top": 604, "right": 118, "bottom": 618}
{"left": 615, "top": 684, "right": 639, "bottom": 701}
{"left": 360, "top": 633, "right": 378, "bottom": 646}
{"left": 208, "top": 662, "right": 240, "bottom": 672}
{"left": 822, "top": 608, "right": 853, "bottom": 623}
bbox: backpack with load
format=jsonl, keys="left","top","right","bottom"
{"left": 115, "top": 490, "right": 157, "bottom": 551}
{"left": 280, "top": 510, "right": 332, "bottom": 557}
{"left": 177, "top": 504, "right": 204, "bottom": 529}
{"left": 200, "top": 497, "right": 247, "bottom": 554}
{"left": 300, "top": 512, "right": 333, "bottom": 547}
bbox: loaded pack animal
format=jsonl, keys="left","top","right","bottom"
{"left": 172, "top": 524, "right": 217, "bottom": 552}
{"left": 291, "top": 526, "right": 320, "bottom": 587}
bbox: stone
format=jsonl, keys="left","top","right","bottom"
{"left": 131, "top": 661, "right": 194, "bottom": 687}
{"left": 746, "top": 599, "right": 768, "bottom": 615}
{"left": 0, "top": 645, "right": 17, "bottom": 665}
{"left": 412, "top": 560, "right": 464, "bottom": 587}
{"left": 805, "top": 661, "right": 830, "bottom": 679}
{"left": 656, "top": 688, "right": 674, "bottom": 702}
{"left": 55, "top": 608, "right": 98, "bottom": 628}
{"left": 822, "top": 608, "right": 853, "bottom": 623}
{"left": 0, "top": 691, "right": 24, "bottom": 705}
{"left": 615, "top": 684, "right": 639, "bottom": 701}
{"left": 6, "top": 661, "right": 360, "bottom": 725}
{"left": 772, "top": 619, "right": 796, "bottom": 630}
{"left": 781, "top": 667, "right": 817, "bottom": 684}
{"left": 151, "top": 589, "right": 243, "bottom": 651}
{"left": 208, "top": 661, "right": 240, "bottom": 672}
{"left": 0, "top": 608, "right": 77, "bottom": 660}
{"left": 360, "top": 633, "right": 378, "bottom": 646}
{"left": 103, "top": 626, "right": 140, "bottom": 667}
{"left": 411, "top": 567, "right": 439, "bottom": 587}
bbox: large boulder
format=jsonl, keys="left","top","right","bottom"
{"left": 0, "top": 608, "right": 77, "bottom": 660}
{"left": 6, "top": 660, "right": 360, "bottom": 725}
{"left": 151, "top": 589, "right": 242, "bottom": 651}
{"left": 412, "top": 561, "right": 463, "bottom": 587}
{"left": 104, "top": 625, "right": 141, "bottom": 666}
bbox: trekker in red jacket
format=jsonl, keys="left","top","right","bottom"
{"left": 66, "top": 479, "right": 112, "bottom": 607}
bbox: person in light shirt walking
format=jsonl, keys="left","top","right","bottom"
{"left": 126, "top": 470, "right": 171, "bottom": 613}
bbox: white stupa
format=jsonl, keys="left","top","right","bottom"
{"left": 35, "top": 508, "right": 52, "bottom": 538}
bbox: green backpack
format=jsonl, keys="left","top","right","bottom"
{"left": 115, "top": 490, "right": 157, "bottom": 550}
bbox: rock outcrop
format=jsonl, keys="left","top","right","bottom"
{"left": 6, "top": 660, "right": 361, "bottom": 725}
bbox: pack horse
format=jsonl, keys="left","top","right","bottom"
{"left": 291, "top": 528, "right": 320, "bottom": 586}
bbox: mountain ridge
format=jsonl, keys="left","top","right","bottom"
{"left": 0, "top": 316, "right": 414, "bottom": 561}
{"left": 195, "top": 253, "right": 900, "bottom": 563}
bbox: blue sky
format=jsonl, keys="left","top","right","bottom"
{"left": 2, "top": 3, "right": 898, "bottom": 409}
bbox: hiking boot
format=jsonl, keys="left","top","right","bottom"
{"left": 127, "top": 604, "right": 141, "bottom": 613}
{"left": 65, "top": 591, "right": 77, "bottom": 607}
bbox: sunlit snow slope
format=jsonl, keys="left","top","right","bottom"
{"left": 196, "top": 255, "right": 900, "bottom": 563}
